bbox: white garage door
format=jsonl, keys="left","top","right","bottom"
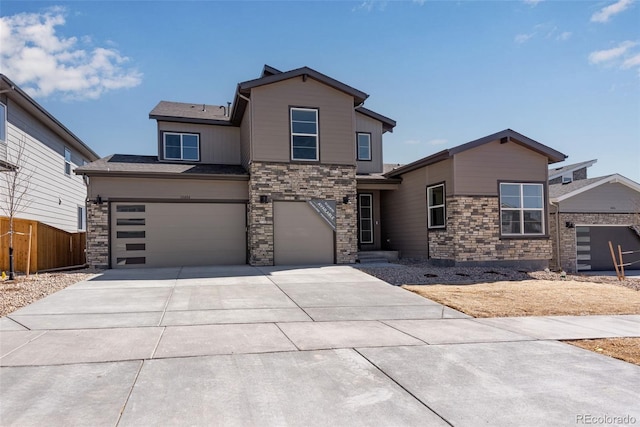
{"left": 112, "top": 202, "right": 246, "bottom": 268}
{"left": 273, "top": 201, "right": 335, "bottom": 265}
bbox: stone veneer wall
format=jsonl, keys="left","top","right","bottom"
{"left": 86, "top": 202, "right": 109, "bottom": 269}
{"left": 428, "top": 196, "right": 552, "bottom": 266}
{"left": 248, "top": 162, "right": 357, "bottom": 266}
{"left": 549, "top": 212, "right": 637, "bottom": 272}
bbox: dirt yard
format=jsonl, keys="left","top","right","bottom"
{"left": 403, "top": 279, "right": 640, "bottom": 365}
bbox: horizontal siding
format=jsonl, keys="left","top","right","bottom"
{"left": 89, "top": 176, "right": 249, "bottom": 201}
{"left": 426, "top": 158, "right": 453, "bottom": 195}
{"left": 355, "top": 112, "right": 383, "bottom": 174}
{"left": 1, "top": 102, "right": 88, "bottom": 233}
{"left": 381, "top": 168, "right": 428, "bottom": 258}
{"left": 454, "top": 140, "right": 548, "bottom": 195}
{"left": 251, "top": 77, "right": 355, "bottom": 165}
{"left": 560, "top": 183, "right": 639, "bottom": 213}
{"left": 158, "top": 121, "right": 241, "bottom": 164}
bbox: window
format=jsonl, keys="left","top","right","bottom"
{"left": 500, "top": 183, "right": 545, "bottom": 236}
{"left": 427, "top": 184, "right": 446, "bottom": 229}
{"left": 0, "top": 102, "right": 6, "bottom": 143}
{"left": 357, "top": 133, "right": 371, "bottom": 161}
{"left": 64, "top": 147, "right": 71, "bottom": 175}
{"left": 77, "top": 206, "right": 86, "bottom": 231}
{"left": 290, "top": 108, "right": 318, "bottom": 161}
{"left": 164, "top": 132, "right": 199, "bottom": 161}
{"left": 358, "top": 194, "right": 374, "bottom": 244}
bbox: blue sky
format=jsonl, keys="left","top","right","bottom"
{"left": 1, "top": 0, "right": 639, "bottom": 181}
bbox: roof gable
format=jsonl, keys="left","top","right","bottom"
{"left": 550, "top": 173, "right": 640, "bottom": 202}
{"left": 385, "top": 129, "right": 567, "bottom": 178}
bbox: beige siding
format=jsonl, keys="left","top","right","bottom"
{"left": 355, "top": 112, "right": 383, "bottom": 174}
{"left": 89, "top": 177, "right": 249, "bottom": 201}
{"left": 0, "top": 100, "right": 89, "bottom": 233}
{"left": 240, "top": 102, "right": 252, "bottom": 169}
{"left": 426, "top": 158, "right": 454, "bottom": 195}
{"left": 251, "top": 77, "right": 355, "bottom": 165}
{"left": 157, "top": 121, "right": 240, "bottom": 164}
{"left": 380, "top": 168, "right": 428, "bottom": 258}
{"left": 453, "top": 140, "right": 548, "bottom": 195}
{"left": 559, "top": 183, "right": 640, "bottom": 213}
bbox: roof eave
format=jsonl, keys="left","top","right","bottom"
{"left": 383, "top": 150, "right": 451, "bottom": 178}
{"left": 150, "top": 115, "right": 234, "bottom": 126}
{"left": 74, "top": 169, "right": 250, "bottom": 181}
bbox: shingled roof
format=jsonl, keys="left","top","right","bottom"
{"left": 149, "top": 101, "right": 232, "bottom": 125}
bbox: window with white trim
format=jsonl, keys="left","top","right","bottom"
{"left": 77, "top": 206, "right": 86, "bottom": 231}
{"left": 358, "top": 193, "right": 373, "bottom": 244}
{"left": 64, "top": 147, "right": 71, "bottom": 175}
{"left": 427, "top": 184, "right": 446, "bottom": 229}
{"left": 164, "top": 132, "right": 199, "bottom": 161}
{"left": 290, "top": 108, "right": 318, "bottom": 161}
{"left": 500, "top": 183, "right": 545, "bottom": 236}
{"left": 0, "top": 102, "right": 6, "bottom": 143}
{"left": 357, "top": 133, "right": 371, "bottom": 161}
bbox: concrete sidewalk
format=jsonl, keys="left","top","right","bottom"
{"left": 1, "top": 265, "right": 638, "bottom": 426}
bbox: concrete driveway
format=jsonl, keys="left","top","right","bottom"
{"left": 1, "top": 265, "right": 639, "bottom": 426}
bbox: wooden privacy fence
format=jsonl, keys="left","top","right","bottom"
{"left": 0, "top": 217, "right": 86, "bottom": 273}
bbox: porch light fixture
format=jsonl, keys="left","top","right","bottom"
{"left": 342, "top": 196, "right": 350, "bottom": 204}
{"left": 565, "top": 221, "right": 575, "bottom": 228}
{"left": 259, "top": 195, "right": 269, "bottom": 204}
{"left": 95, "top": 195, "right": 103, "bottom": 205}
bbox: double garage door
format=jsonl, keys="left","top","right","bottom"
{"left": 576, "top": 225, "right": 640, "bottom": 271}
{"left": 111, "top": 202, "right": 246, "bottom": 268}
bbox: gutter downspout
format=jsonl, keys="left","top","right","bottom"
{"left": 550, "top": 201, "right": 561, "bottom": 272}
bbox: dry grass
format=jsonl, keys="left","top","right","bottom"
{"left": 566, "top": 338, "right": 640, "bottom": 365}
{"left": 403, "top": 279, "right": 640, "bottom": 318}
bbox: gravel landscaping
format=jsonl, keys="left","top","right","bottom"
{"left": 355, "top": 259, "right": 640, "bottom": 291}
{"left": 0, "top": 269, "right": 101, "bottom": 316}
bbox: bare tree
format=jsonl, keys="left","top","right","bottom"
{"left": 1, "top": 136, "right": 33, "bottom": 279}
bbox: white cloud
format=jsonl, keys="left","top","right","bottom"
{"left": 515, "top": 33, "right": 534, "bottom": 44}
{"left": 404, "top": 139, "right": 422, "bottom": 145}
{"left": 622, "top": 53, "right": 640, "bottom": 69}
{"left": 412, "top": 0, "right": 426, "bottom": 5}
{"left": 591, "top": 0, "right": 634, "bottom": 23}
{"left": 352, "top": 1, "right": 388, "bottom": 12}
{"left": 557, "top": 31, "right": 572, "bottom": 41}
{"left": 588, "top": 40, "right": 637, "bottom": 64}
{"left": 427, "top": 138, "right": 448, "bottom": 146}
{"left": 523, "top": 0, "right": 543, "bottom": 6}
{"left": 0, "top": 8, "right": 142, "bottom": 100}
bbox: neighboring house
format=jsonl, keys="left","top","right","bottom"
{"left": 0, "top": 74, "right": 99, "bottom": 233}
{"left": 77, "top": 65, "right": 568, "bottom": 270}
{"left": 549, "top": 172, "right": 640, "bottom": 273}
{"left": 548, "top": 159, "right": 597, "bottom": 185}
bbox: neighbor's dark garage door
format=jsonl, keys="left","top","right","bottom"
{"left": 111, "top": 202, "right": 246, "bottom": 268}
{"left": 576, "top": 226, "right": 640, "bottom": 271}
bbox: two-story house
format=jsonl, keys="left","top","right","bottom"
{"left": 76, "top": 65, "right": 395, "bottom": 268}
{"left": 77, "top": 65, "right": 568, "bottom": 270}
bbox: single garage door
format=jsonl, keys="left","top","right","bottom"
{"left": 273, "top": 201, "right": 334, "bottom": 265}
{"left": 576, "top": 225, "right": 640, "bottom": 271}
{"left": 112, "top": 202, "right": 246, "bottom": 268}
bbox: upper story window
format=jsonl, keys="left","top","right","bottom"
{"left": 64, "top": 147, "right": 71, "bottom": 175}
{"left": 427, "top": 183, "right": 446, "bottom": 229}
{"left": 0, "top": 102, "right": 6, "bottom": 143}
{"left": 290, "top": 107, "right": 318, "bottom": 161}
{"left": 164, "top": 132, "right": 200, "bottom": 161}
{"left": 357, "top": 133, "right": 371, "bottom": 161}
{"left": 500, "top": 182, "right": 545, "bottom": 236}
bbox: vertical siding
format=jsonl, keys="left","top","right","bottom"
{"left": 425, "top": 158, "right": 454, "bottom": 194}
{"left": 251, "top": 77, "right": 355, "bottom": 164}
{"left": 355, "top": 112, "right": 383, "bottom": 174}
{"left": 157, "top": 121, "right": 241, "bottom": 164}
{"left": 380, "top": 168, "right": 429, "bottom": 258}
{"left": 240, "top": 103, "right": 252, "bottom": 169}
{"left": 559, "top": 183, "right": 640, "bottom": 213}
{"left": 454, "top": 140, "right": 548, "bottom": 195}
{"left": 0, "top": 100, "right": 88, "bottom": 233}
